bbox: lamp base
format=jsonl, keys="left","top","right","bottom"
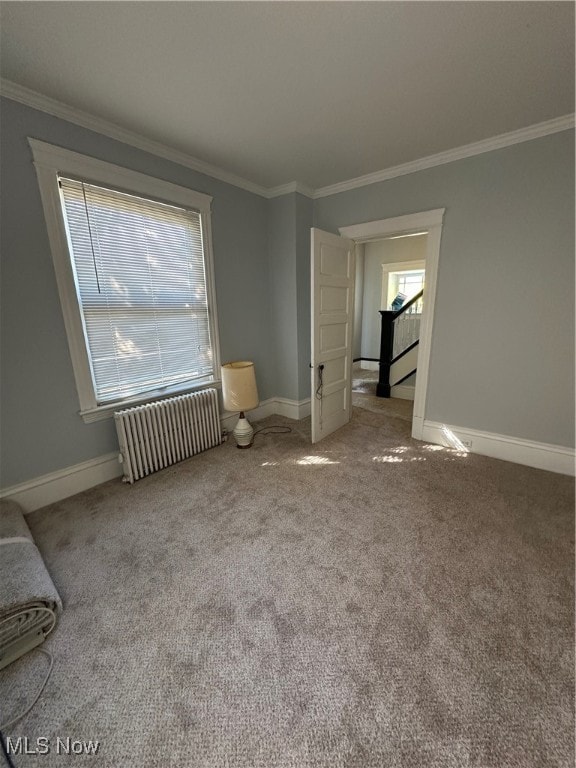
{"left": 233, "top": 412, "right": 254, "bottom": 448}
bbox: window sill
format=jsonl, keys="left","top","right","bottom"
{"left": 79, "top": 380, "right": 222, "bottom": 423}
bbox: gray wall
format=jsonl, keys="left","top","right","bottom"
{"left": 268, "top": 194, "right": 299, "bottom": 400}
{"left": 314, "top": 131, "right": 575, "bottom": 448}
{"left": 353, "top": 244, "right": 365, "bottom": 360}
{"left": 0, "top": 98, "right": 273, "bottom": 487}
{"left": 295, "top": 194, "right": 313, "bottom": 400}
{"left": 1, "top": 97, "right": 573, "bottom": 492}
{"left": 360, "top": 244, "right": 382, "bottom": 362}
{"left": 267, "top": 192, "right": 313, "bottom": 403}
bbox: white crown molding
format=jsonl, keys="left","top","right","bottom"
{"left": 0, "top": 78, "right": 269, "bottom": 198}
{"left": 313, "top": 114, "right": 576, "bottom": 199}
{"left": 421, "top": 420, "right": 575, "bottom": 477}
{"left": 267, "top": 181, "right": 315, "bottom": 199}
{"left": 2, "top": 78, "right": 574, "bottom": 202}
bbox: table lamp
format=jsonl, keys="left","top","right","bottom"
{"left": 221, "top": 361, "right": 259, "bottom": 448}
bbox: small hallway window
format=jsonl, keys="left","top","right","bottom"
{"left": 385, "top": 269, "right": 425, "bottom": 311}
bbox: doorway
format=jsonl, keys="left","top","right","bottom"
{"left": 355, "top": 232, "right": 427, "bottom": 404}
{"left": 339, "top": 209, "right": 444, "bottom": 441}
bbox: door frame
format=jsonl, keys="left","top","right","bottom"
{"left": 339, "top": 208, "right": 445, "bottom": 441}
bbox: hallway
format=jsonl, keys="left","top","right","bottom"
{"left": 351, "top": 368, "right": 414, "bottom": 422}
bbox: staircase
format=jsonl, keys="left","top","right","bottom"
{"left": 377, "top": 289, "right": 423, "bottom": 398}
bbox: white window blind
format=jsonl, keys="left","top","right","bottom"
{"left": 59, "top": 177, "right": 214, "bottom": 405}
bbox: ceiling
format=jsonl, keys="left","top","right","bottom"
{"left": 1, "top": 2, "right": 574, "bottom": 191}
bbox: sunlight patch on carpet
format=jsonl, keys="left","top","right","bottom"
{"left": 296, "top": 455, "right": 340, "bottom": 465}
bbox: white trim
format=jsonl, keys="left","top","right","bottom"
{"left": 412, "top": 225, "right": 441, "bottom": 438}
{"left": 7, "top": 401, "right": 570, "bottom": 515}
{"left": 273, "top": 397, "right": 311, "bottom": 420}
{"left": 29, "top": 138, "right": 222, "bottom": 419}
{"left": 357, "top": 360, "right": 379, "bottom": 372}
{"left": 412, "top": 414, "right": 424, "bottom": 441}
{"left": 381, "top": 260, "right": 426, "bottom": 274}
{"left": 1, "top": 79, "right": 268, "bottom": 198}
{"left": 390, "top": 384, "right": 415, "bottom": 401}
{"left": 0, "top": 397, "right": 312, "bottom": 512}
{"left": 267, "top": 181, "right": 315, "bottom": 199}
{"left": 340, "top": 209, "right": 444, "bottom": 442}
{"left": 313, "top": 114, "right": 576, "bottom": 198}
{"left": 421, "top": 421, "right": 575, "bottom": 477}
{"left": 220, "top": 397, "right": 277, "bottom": 433}
{"left": 29, "top": 138, "right": 214, "bottom": 209}
{"left": 2, "top": 79, "right": 573, "bottom": 202}
{"left": 80, "top": 380, "right": 222, "bottom": 423}
{"left": 221, "top": 396, "right": 311, "bottom": 432}
{"left": 339, "top": 209, "right": 445, "bottom": 241}
{"left": 0, "top": 453, "right": 123, "bottom": 513}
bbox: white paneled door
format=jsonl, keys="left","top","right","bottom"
{"left": 310, "top": 228, "right": 355, "bottom": 444}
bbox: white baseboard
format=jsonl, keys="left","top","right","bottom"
{"left": 220, "top": 397, "right": 276, "bottom": 432}
{"left": 2, "top": 397, "right": 313, "bottom": 513}
{"left": 220, "top": 396, "right": 310, "bottom": 432}
{"left": 358, "top": 360, "right": 379, "bottom": 372}
{"left": 0, "top": 452, "right": 123, "bottom": 513}
{"left": 273, "top": 396, "right": 311, "bottom": 420}
{"left": 8, "top": 405, "right": 569, "bottom": 514}
{"left": 391, "top": 384, "right": 415, "bottom": 401}
{"left": 352, "top": 361, "right": 378, "bottom": 372}
{"left": 421, "top": 420, "right": 575, "bottom": 476}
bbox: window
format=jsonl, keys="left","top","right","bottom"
{"left": 395, "top": 270, "right": 425, "bottom": 303}
{"left": 381, "top": 261, "right": 426, "bottom": 312}
{"left": 30, "top": 140, "right": 220, "bottom": 422}
{"left": 59, "top": 178, "right": 214, "bottom": 403}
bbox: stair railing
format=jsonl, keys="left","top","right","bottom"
{"left": 377, "top": 289, "right": 423, "bottom": 398}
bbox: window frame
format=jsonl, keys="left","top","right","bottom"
{"left": 30, "top": 138, "right": 221, "bottom": 423}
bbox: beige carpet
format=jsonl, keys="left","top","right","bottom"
{"left": 0, "top": 404, "right": 573, "bottom": 767}
{"left": 352, "top": 368, "right": 414, "bottom": 421}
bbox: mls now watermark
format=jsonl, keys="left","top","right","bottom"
{"left": 6, "top": 736, "right": 100, "bottom": 756}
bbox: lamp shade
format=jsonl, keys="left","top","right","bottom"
{"left": 221, "top": 361, "right": 259, "bottom": 412}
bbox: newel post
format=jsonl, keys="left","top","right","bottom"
{"left": 377, "top": 310, "right": 394, "bottom": 398}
